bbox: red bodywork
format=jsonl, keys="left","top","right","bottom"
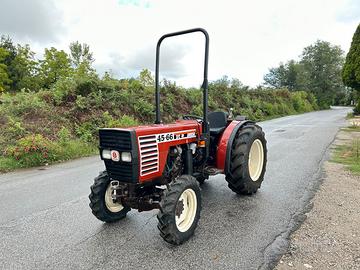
{"left": 133, "top": 120, "right": 202, "bottom": 183}
{"left": 216, "top": 120, "right": 240, "bottom": 170}
{"left": 120, "top": 119, "right": 240, "bottom": 183}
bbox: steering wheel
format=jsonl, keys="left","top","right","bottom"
{"left": 182, "top": 115, "right": 203, "bottom": 121}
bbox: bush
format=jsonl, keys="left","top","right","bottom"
{"left": 1, "top": 133, "right": 96, "bottom": 170}
{"left": 0, "top": 72, "right": 320, "bottom": 171}
{"left": 102, "top": 111, "right": 139, "bottom": 128}
{"left": 51, "top": 78, "right": 77, "bottom": 105}
{"left": 57, "top": 127, "right": 71, "bottom": 145}
{"left": 354, "top": 100, "right": 360, "bottom": 115}
{"left": 0, "top": 90, "right": 49, "bottom": 116}
{"left": 4, "top": 134, "right": 54, "bottom": 167}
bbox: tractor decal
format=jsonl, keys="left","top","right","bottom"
{"left": 138, "top": 129, "right": 197, "bottom": 176}
{"left": 156, "top": 129, "right": 196, "bottom": 143}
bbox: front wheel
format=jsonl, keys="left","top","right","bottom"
{"left": 157, "top": 175, "right": 201, "bottom": 245}
{"left": 89, "top": 171, "right": 130, "bottom": 222}
{"left": 225, "top": 124, "right": 267, "bottom": 195}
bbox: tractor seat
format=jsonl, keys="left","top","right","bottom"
{"left": 208, "top": 111, "right": 227, "bottom": 136}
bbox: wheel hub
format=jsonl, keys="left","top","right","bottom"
{"left": 175, "top": 199, "right": 184, "bottom": 218}
{"left": 175, "top": 189, "right": 197, "bottom": 232}
{"left": 105, "top": 183, "right": 124, "bottom": 213}
{"left": 248, "top": 139, "right": 264, "bottom": 181}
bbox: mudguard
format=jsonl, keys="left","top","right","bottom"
{"left": 216, "top": 120, "right": 255, "bottom": 174}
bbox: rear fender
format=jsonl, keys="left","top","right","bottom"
{"left": 216, "top": 120, "right": 255, "bottom": 174}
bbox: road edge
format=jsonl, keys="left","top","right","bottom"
{"left": 258, "top": 130, "right": 338, "bottom": 270}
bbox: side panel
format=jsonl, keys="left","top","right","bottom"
{"left": 216, "top": 120, "right": 254, "bottom": 172}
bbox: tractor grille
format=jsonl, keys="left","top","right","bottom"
{"left": 103, "top": 160, "right": 133, "bottom": 180}
{"left": 138, "top": 135, "right": 159, "bottom": 176}
{"left": 99, "top": 129, "right": 138, "bottom": 182}
{"left": 99, "top": 129, "right": 132, "bottom": 150}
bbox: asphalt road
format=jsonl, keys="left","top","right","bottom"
{"left": 0, "top": 107, "right": 350, "bottom": 270}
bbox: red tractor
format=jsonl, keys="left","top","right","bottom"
{"left": 89, "top": 28, "right": 267, "bottom": 245}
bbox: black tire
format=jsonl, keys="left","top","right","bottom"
{"left": 157, "top": 175, "right": 201, "bottom": 245}
{"left": 225, "top": 123, "right": 267, "bottom": 195}
{"left": 196, "top": 175, "right": 208, "bottom": 185}
{"left": 89, "top": 171, "right": 130, "bottom": 222}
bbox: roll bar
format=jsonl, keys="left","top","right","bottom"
{"left": 154, "top": 28, "right": 210, "bottom": 139}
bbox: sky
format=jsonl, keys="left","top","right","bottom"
{"left": 0, "top": 0, "right": 359, "bottom": 87}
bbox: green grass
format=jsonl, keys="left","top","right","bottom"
{"left": 0, "top": 139, "right": 97, "bottom": 173}
{"left": 333, "top": 139, "right": 360, "bottom": 174}
{"left": 341, "top": 125, "right": 360, "bottom": 132}
{"left": 346, "top": 112, "right": 354, "bottom": 119}
{"left": 0, "top": 157, "right": 22, "bottom": 172}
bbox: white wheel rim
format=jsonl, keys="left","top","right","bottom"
{"left": 175, "top": 189, "right": 197, "bottom": 232}
{"left": 248, "top": 139, "right": 264, "bottom": 181}
{"left": 105, "top": 184, "right": 124, "bottom": 213}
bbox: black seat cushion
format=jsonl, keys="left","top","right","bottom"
{"left": 208, "top": 111, "right": 227, "bottom": 135}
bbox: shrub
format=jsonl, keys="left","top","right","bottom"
{"left": 75, "top": 121, "right": 96, "bottom": 143}
{"left": 0, "top": 90, "right": 49, "bottom": 116}
{"left": 354, "top": 100, "right": 360, "bottom": 115}
{"left": 75, "top": 95, "right": 88, "bottom": 111}
{"left": 4, "top": 134, "right": 54, "bottom": 167}
{"left": 102, "top": 111, "right": 139, "bottom": 128}
{"left": 57, "top": 127, "right": 71, "bottom": 145}
{"left": 51, "top": 78, "right": 77, "bottom": 105}
{"left": 133, "top": 98, "right": 154, "bottom": 119}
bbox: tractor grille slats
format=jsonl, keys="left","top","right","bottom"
{"left": 138, "top": 135, "right": 159, "bottom": 176}
{"left": 104, "top": 161, "right": 133, "bottom": 178}
{"left": 99, "top": 130, "right": 132, "bottom": 150}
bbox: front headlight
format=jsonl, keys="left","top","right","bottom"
{"left": 102, "top": 149, "right": 111, "bottom": 159}
{"left": 121, "top": 152, "right": 132, "bottom": 162}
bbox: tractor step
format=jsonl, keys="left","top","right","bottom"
{"left": 203, "top": 166, "right": 223, "bottom": 175}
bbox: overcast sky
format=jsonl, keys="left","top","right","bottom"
{"left": 0, "top": 0, "right": 359, "bottom": 87}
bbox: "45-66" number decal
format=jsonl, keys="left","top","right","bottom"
{"left": 156, "top": 131, "right": 196, "bottom": 143}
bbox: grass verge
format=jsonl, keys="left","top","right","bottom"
{"left": 0, "top": 138, "right": 97, "bottom": 172}
{"left": 333, "top": 136, "right": 360, "bottom": 174}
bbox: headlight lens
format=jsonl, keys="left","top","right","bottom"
{"left": 102, "top": 149, "right": 111, "bottom": 159}
{"left": 121, "top": 152, "right": 132, "bottom": 162}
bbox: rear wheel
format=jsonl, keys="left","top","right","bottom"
{"left": 225, "top": 124, "right": 267, "bottom": 195}
{"left": 157, "top": 175, "right": 201, "bottom": 245}
{"left": 89, "top": 171, "right": 130, "bottom": 222}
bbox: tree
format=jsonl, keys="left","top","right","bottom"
{"left": 0, "top": 36, "right": 40, "bottom": 91}
{"left": 138, "top": 69, "right": 154, "bottom": 87}
{"left": 263, "top": 60, "right": 307, "bottom": 91}
{"left": 11, "top": 44, "right": 40, "bottom": 91}
{"left": 300, "top": 40, "right": 345, "bottom": 108}
{"left": 0, "top": 48, "right": 11, "bottom": 92}
{"left": 39, "top": 47, "right": 72, "bottom": 88}
{"left": 342, "top": 23, "right": 360, "bottom": 113}
{"left": 69, "top": 41, "right": 94, "bottom": 76}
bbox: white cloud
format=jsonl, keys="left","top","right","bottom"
{"left": 2, "top": 0, "right": 360, "bottom": 87}
{"left": 0, "top": 0, "right": 65, "bottom": 43}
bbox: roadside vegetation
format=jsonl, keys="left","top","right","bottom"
{"left": 333, "top": 141, "right": 360, "bottom": 174}
{"left": 0, "top": 31, "right": 357, "bottom": 171}
{"left": 333, "top": 118, "right": 360, "bottom": 174}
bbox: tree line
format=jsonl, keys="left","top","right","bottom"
{"left": 0, "top": 31, "right": 359, "bottom": 112}
{"left": 0, "top": 36, "right": 95, "bottom": 93}
{"left": 263, "top": 40, "right": 354, "bottom": 108}
{"left": 263, "top": 23, "right": 360, "bottom": 113}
